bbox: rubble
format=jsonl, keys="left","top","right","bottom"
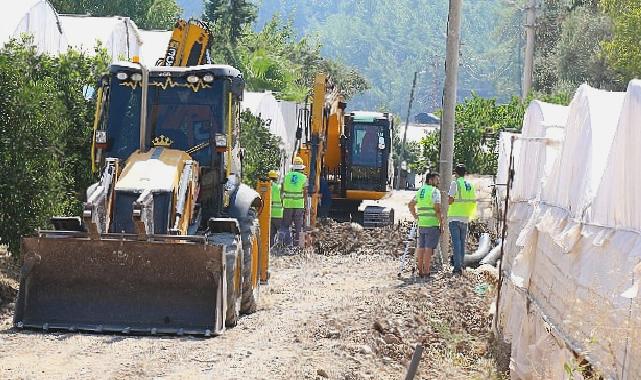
{"left": 310, "top": 220, "right": 410, "bottom": 257}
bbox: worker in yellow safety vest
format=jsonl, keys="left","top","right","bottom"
{"left": 448, "top": 163, "right": 477, "bottom": 275}
{"left": 268, "top": 170, "right": 283, "bottom": 246}
{"left": 408, "top": 172, "right": 443, "bottom": 280}
{"left": 279, "top": 156, "right": 308, "bottom": 247}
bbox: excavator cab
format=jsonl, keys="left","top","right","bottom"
{"left": 344, "top": 112, "right": 393, "bottom": 194}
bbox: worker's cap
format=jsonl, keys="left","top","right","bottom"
{"left": 455, "top": 163, "right": 467, "bottom": 175}
{"left": 268, "top": 170, "right": 279, "bottom": 179}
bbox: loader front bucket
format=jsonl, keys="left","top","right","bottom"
{"left": 14, "top": 234, "right": 226, "bottom": 336}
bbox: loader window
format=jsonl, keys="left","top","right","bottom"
{"left": 145, "top": 78, "right": 225, "bottom": 165}
{"left": 351, "top": 124, "right": 382, "bottom": 167}
{"left": 104, "top": 81, "right": 142, "bottom": 160}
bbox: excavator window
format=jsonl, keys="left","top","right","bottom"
{"left": 352, "top": 124, "right": 382, "bottom": 167}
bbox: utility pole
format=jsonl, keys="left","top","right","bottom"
{"left": 395, "top": 70, "right": 419, "bottom": 190}
{"left": 522, "top": 0, "right": 536, "bottom": 98}
{"left": 439, "top": 0, "right": 463, "bottom": 259}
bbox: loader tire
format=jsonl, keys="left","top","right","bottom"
{"left": 225, "top": 243, "right": 242, "bottom": 328}
{"left": 240, "top": 212, "right": 260, "bottom": 314}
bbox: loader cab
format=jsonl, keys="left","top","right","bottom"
{"left": 93, "top": 62, "right": 245, "bottom": 225}
{"left": 343, "top": 111, "right": 393, "bottom": 193}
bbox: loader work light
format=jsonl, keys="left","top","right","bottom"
{"left": 131, "top": 73, "right": 143, "bottom": 81}
{"left": 187, "top": 75, "right": 199, "bottom": 83}
{"left": 116, "top": 72, "right": 129, "bottom": 80}
{"left": 203, "top": 74, "right": 214, "bottom": 82}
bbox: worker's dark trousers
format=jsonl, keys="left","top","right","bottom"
{"left": 270, "top": 217, "right": 281, "bottom": 246}
{"left": 280, "top": 208, "right": 304, "bottom": 247}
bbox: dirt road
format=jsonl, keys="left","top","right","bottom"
{"left": 0, "top": 244, "right": 504, "bottom": 379}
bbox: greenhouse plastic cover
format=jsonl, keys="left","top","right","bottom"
{"left": 499, "top": 82, "right": 641, "bottom": 379}
{"left": 139, "top": 30, "right": 172, "bottom": 65}
{"left": 540, "top": 85, "right": 625, "bottom": 217}
{"left": 511, "top": 101, "right": 569, "bottom": 202}
{"left": 590, "top": 80, "right": 641, "bottom": 231}
{"left": 1, "top": 0, "right": 67, "bottom": 55}
{"left": 59, "top": 15, "right": 142, "bottom": 61}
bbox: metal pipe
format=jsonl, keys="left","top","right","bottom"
{"left": 404, "top": 344, "right": 424, "bottom": 380}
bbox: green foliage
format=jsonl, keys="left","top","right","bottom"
{"left": 600, "top": 0, "right": 641, "bottom": 83}
{"left": 0, "top": 38, "right": 109, "bottom": 255}
{"left": 49, "top": 0, "right": 182, "bottom": 29}
{"left": 554, "top": 6, "right": 615, "bottom": 88}
{"left": 419, "top": 94, "right": 529, "bottom": 175}
{"left": 204, "top": 0, "right": 257, "bottom": 43}
{"left": 240, "top": 110, "right": 282, "bottom": 187}
{"left": 258, "top": 0, "right": 524, "bottom": 114}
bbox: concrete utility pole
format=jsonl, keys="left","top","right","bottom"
{"left": 395, "top": 70, "right": 419, "bottom": 190}
{"left": 522, "top": 0, "right": 537, "bottom": 98}
{"left": 439, "top": 0, "right": 463, "bottom": 258}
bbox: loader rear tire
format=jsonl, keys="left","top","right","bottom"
{"left": 225, "top": 244, "right": 242, "bottom": 328}
{"left": 240, "top": 212, "right": 260, "bottom": 314}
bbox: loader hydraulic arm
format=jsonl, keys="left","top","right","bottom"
{"left": 83, "top": 158, "right": 119, "bottom": 238}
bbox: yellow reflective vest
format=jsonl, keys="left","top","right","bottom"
{"left": 416, "top": 185, "right": 439, "bottom": 227}
{"left": 282, "top": 171, "right": 307, "bottom": 209}
{"left": 448, "top": 177, "right": 477, "bottom": 219}
{"left": 271, "top": 182, "right": 283, "bottom": 218}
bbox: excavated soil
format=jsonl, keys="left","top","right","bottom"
{"left": 0, "top": 191, "right": 506, "bottom": 379}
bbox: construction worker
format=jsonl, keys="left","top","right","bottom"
{"left": 268, "top": 170, "right": 283, "bottom": 246}
{"left": 448, "top": 163, "right": 477, "bottom": 275}
{"left": 279, "top": 156, "right": 308, "bottom": 247}
{"left": 408, "top": 172, "right": 443, "bottom": 279}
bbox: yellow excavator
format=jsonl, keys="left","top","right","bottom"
{"left": 298, "top": 73, "right": 395, "bottom": 228}
{"left": 14, "top": 19, "right": 271, "bottom": 336}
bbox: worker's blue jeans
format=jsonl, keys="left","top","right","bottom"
{"left": 449, "top": 221, "right": 468, "bottom": 272}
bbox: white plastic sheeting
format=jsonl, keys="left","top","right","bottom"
{"left": 541, "top": 86, "right": 625, "bottom": 216}
{"left": 60, "top": 15, "right": 142, "bottom": 61}
{"left": 1, "top": 0, "right": 67, "bottom": 55}
{"left": 498, "top": 82, "right": 641, "bottom": 379}
{"left": 590, "top": 80, "right": 641, "bottom": 231}
{"left": 242, "top": 92, "right": 307, "bottom": 173}
{"left": 511, "top": 101, "right": 569, "bottom": 202}
{"left": 139, "top": 30, "right": 171, "bottom": 65}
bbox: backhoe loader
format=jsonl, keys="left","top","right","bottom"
{"left": 14, "top": 19, "right": 269, "bottom": 336}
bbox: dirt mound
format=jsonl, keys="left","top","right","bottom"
{"left": 311, "top": 220, "right": 410, "bottom": 257}
{"left": 364, "top": 273, "right": 505, "bottom": 379}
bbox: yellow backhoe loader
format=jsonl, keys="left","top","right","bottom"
{"left": 14, "top": 19, "right": 270, "bottom": 336}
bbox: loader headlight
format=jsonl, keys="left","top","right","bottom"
{"left": 203, "top": 74, "right": 214, "bottom": 82}
{"left": 116, "top": 72, "right": 129, "bottom": 80}
{"left": 95, "top": 131, "right": 107, "bottom": 144}
{"left": 187, "top": 75, "right": 200, "bottom": 83}
{"left": 215, "top": 133, "right": 227, "bottom": 147}
{"left": 131, "top": 73, "right": 143, "bottom": 81}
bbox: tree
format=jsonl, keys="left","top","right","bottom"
{"left": 49, "top": 0, "right": 182, "bottom": 29}
{"left": 0, "top": 37, "right": 109, "bottom": 255}
{"left": 240, "top": 110, "right": 282, "bottom": 187}
{"left": 145, "top": 0, "right": 183, "bottom": 30}
{"left": 600, "top": 0, "right": 641, "bottom": 84}
{"left": 204, "top": 0, "right": 257, "bottom": 44}
{"left": 554, "top": 6, "right": 617, "bottom": 89}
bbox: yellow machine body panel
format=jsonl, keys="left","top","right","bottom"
{"left": 324, "top": 112, "right": 342, "bottom": 171}
{"left": 256, "top": 181, "right": 271, "bottom": 283}
{"left": 345, "top": 190, "right": 387, "bottom": 201}
{"left": 160, "top": 19, "right": 211, "bottom": 67}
